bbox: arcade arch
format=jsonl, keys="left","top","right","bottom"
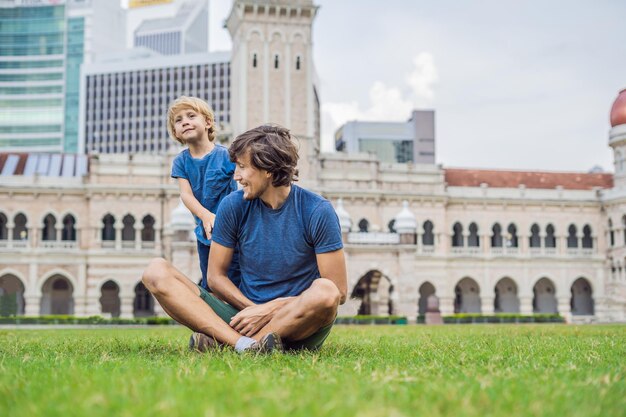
{"left": 100, "top": 280, "right": 121, "bottom": 318}
{"left": 454, "top": 277, "right": 481, "bottom": 313}
{"left": 40, "top": 275, "right": 74, "bottom": 315}
{"left": 533, "top": 277, "right": 557, "bottom": 313}
{"left": 0, "top": 273, "right": 25, "bottom": 315}
{"left": 494, "top": 277, "right": 519, "bottom": 313}
{"left": 350, "top": 270, "right": 393, "bottom": 316}
{"left": 570, "top": 277, "right": 594, "bottom": 315}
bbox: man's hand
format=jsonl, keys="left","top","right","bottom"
{"left": 229, "top": 303, "right": 275, "bottom": 336}
{"left": 229, "top": 298, "right": 293, "bottom": 336}
{"left": 202, "top": 212, "right": 216, "bottom": 240}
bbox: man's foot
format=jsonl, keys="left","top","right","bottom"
{"left": 188, "top": 332, "right": 219, "bottom": 352}
{"left": 245, "top": 332, "right": 283, "bottom": 354}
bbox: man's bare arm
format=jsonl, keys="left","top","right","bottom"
{"left": 316, "top": 248, "right": 348, "bottom": 304}
{"left": 207, "top": 242, "right": 254, "bottom": 310}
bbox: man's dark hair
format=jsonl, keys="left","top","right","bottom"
{"left": 229, "top": 125, "right": 299, "bottom": 187}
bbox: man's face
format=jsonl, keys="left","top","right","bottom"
{"left": 234, "top": 150, "right": 271, "bottom": 201}
{"left": 173, "top": 108, "right": 210, "bottom": 144}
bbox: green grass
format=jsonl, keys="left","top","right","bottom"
{"left": 0, "top": 325, "right": 624, "bottom": 417}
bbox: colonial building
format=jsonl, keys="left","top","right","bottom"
{"left": 0, "top": 0, "right": 625, "bottom": 322}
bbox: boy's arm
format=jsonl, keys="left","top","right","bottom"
{"left": 178, "top": 178, "right": 215, "bottom": 239}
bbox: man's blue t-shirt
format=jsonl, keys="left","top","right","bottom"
{"left": 171, "top": 144, "right": 237, "bottom": 246}
{"left": 211, "top": 185, "right": 343, "bottom": 304}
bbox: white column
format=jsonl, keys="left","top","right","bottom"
{"left": 481, "top": 296, "right": 495, "bottom": 314}
{"left": 557, "top": 296, "right": 571, "bottom": 323}
{"left": 439, "top": 296, "right": 454, "bottom": 316}
{"left": 519, "top": 296, "right": 533, "bottom": 315}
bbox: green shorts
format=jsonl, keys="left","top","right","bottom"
{"left": 197, "top": 285, "right": 333, "bottom": 351}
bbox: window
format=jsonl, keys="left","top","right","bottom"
{"left": 567, "top": 224, "right": 578, "bottom": 248}
{"left": 42, "top": 214, "right": 56, "bottom": 241}
{"left": 608, "top": 219, "right": 614, "bottom": 247}
{"left": 274, "top": 54, "right": 279, "bottom": 69}
{"left": 545, "top": 224, "right": 556, "bottom": 248}
{"left": 530, "top": 224, "right": 541, "bottom": 248}
{"left": 388, "top": 219, "right": 396, "bottom": 233}
{"left": 13, "top": 214, "right": 27, "bottom": 241}
{"left": 358, "top": 218, "right": 369, "bottom": 233}
{"left": 468, "top": 223, "right": 479, "bottom": 247}
{"left": 252, "top": 53, "right": 257, "bottom": 68}
{"left": 582, "top": 225, "right": 593, "bottom": 249}
{"left": 61, "top": 215, "right": 76, "bottom": 241}
{"left": 452, "top": 223, "right": 463, "bottom": 247}
{"left": 422, "top": 221, "right": 434, "bottom": 246}
{"left": 102, "top": 214, "right": 115, "bottom": 241}
{"left": 122, "top": 215, "right": 135, "bottom": 241}
{"left": 491, "top": 223, "right": 503, "bottom": 247}
{"left": 507, "top": 224, "right": 518, "bottom": 248}
{"left": 142, "top": 215, "right": 155, "bottom": 242}
{"left": 0, "top": 213, "right": 7, "bottom": 240}
{"left": 296, "top": 56, "right": 301, "bottom": 70}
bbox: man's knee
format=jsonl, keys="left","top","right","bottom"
{"left": 142, "top": 258, "right": 171, "bottom": 294}
{"left": 310, "top": 278, "right": 341, "bottom": 312}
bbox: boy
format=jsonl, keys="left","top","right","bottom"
{"left": 167, "top": 96, "right": 239, "bottom": 290}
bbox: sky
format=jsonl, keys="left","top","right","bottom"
{"left": 209, "top": 0, "right": 626, "bottom": 172}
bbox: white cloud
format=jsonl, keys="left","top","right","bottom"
{"left": 406, "top": 52, "right": 439, "bottom": 106}
{"left": 321, "top": 53, "right": 438, "bottom": 152}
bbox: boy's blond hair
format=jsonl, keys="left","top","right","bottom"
{"left": 167, "top": 96, "right": 217, "bottom": 144}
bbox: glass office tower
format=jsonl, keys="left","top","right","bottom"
{"left": 0, "top": 3, "right": 83, "bottom": 153}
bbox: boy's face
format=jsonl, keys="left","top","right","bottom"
{"left": 234, "top": 150, "right": 272, "bottom": 201}
{"left": 173, "top": 108, "right": 211, "bottom": 143}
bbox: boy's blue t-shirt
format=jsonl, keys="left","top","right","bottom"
{"left": 211, "top": 185, "right": 344, "bottom": 304}
{"left": 171, "top": 144, "right": 237, "bottom": 246}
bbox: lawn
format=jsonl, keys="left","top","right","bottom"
{"left": 0, "top": 325, "right": 624, "bottom": 417}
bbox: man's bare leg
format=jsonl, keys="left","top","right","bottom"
{"left": 254, "top": 278, "right": 341, "bottom": 342}
{"left": 142, "top": 258, "right": 243, "bottom": 347}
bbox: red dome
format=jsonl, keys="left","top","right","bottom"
{"left": 610, "top": 88, "right": 626, "bottom": 127}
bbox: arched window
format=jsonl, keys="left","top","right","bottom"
{"left": 468, "top": 223, "right": 479, "bottom": 247}
{"left": 608, "top": 219, "right": 615, "bottom": 247}
{"left": 42, "top": 214, "right": 56, "bottom": 241}
{"left": 529, "top": 224, "right": 541, "bottom": 248}
{"left": 296, "top": 56, "right": 301, "bottom": 70}
{"left": 582, "top": 225, "right": 593, "bottom": 248}
{"left": 252, "top": 53, "right": 257, "bottom": 68}
{"left": 422, "top": 221, "right": 434, "bottom": 246}
{"left": 507, "top": 224, "right": 518, "bottom": 247}
{"left": 491, "top": 223, "right": 503, "bottom": 247}
{"left": 358, "top": 218, "right": 369, "bottom": 233}
{"left": 122, "top": 215, "right": 135, "bottom": 241}
{"left": 387, "top": 219, "right": 396, "bottom": 233}
{"left": 622, "top": 215, "right": 626, "bottom": 246}
{"left": 142, "top": 215, "right": 155, "bottom": 241}
{"left": 545, "top": 224, "right": 556, "bottom": 248}
{"left": 567, "top": 224, "right": 578, "bottom": 248}
{"left": 102, "top": 214, "right": 115, "bottom": 241}
{"left": 451, "top": 222, "right": 463, "bottom": 247}
{"left": 13, "top": 214, "right": 27, "bottom": 241}
{"left": 61, "top": 214, "right": 76, "bottom": 241}
{"left": 274, "top": 54, "right": 279, "bottom": 69}
{"left": 0, "top": 213, "right": 7, "bottom": 240}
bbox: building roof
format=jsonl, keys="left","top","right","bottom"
{"left": 0, "top": 153, "right": 88, "bottom": 178}
{"left": 444, "top": 168, "right": 613, "bottom": 190}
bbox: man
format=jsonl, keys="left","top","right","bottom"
{"left": 142, "top": 125, "right": 347, "bottom": 353}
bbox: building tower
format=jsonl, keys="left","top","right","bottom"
{"left": 609, "top": 89, "right": 626, "bottom": 188}
{"left": 226, "top": 0, "right": 321, "bottom": 185}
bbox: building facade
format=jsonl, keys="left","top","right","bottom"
{"left": 0, "top": 0, "right": 126, "bottom": 153}
{"left": 0, "top": 0, "right": 625, "bottom": 323}
{"left": 80, "top": 51, "right": 230, "bottom": 154}
{"left": 335, "top": 110, "right": 436, "bottom": 165}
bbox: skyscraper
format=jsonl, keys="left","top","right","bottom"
{"left": 0, "top": 0, "right": 124, "bottom": 153}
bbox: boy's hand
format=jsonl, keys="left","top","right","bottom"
{"left": 202, "top": 212, "right": 216, "bottom": 240}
